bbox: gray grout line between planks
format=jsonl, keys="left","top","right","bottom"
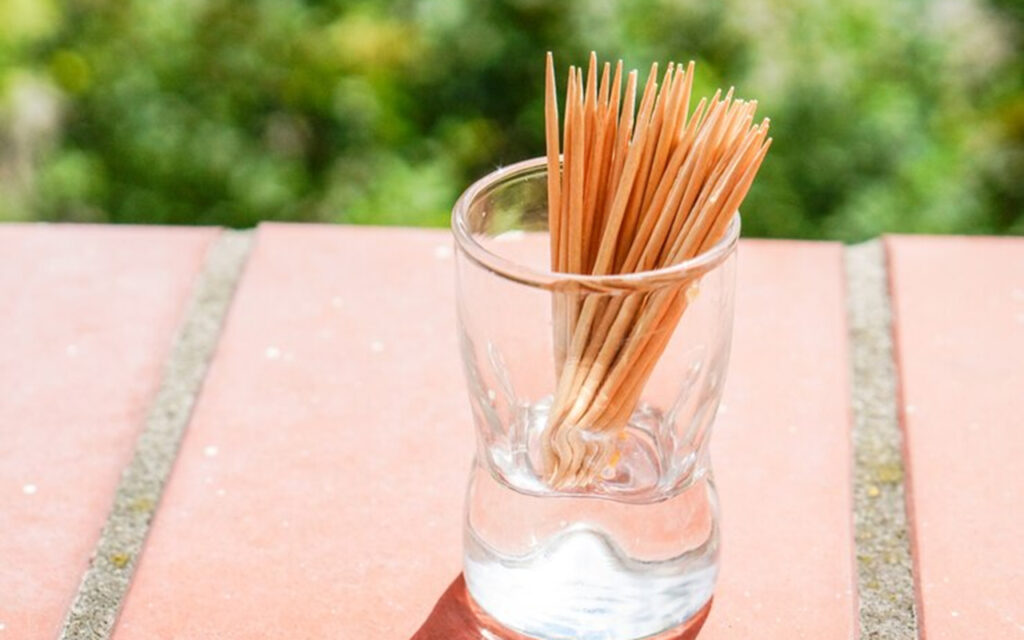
{"left": 845, "top": 240, "right": 918, "bottom": 639}
{"left": 60, "top": 230, "right": 253, "bottom": 640}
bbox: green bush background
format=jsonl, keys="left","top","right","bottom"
{"left": 1, "top": 0, "right": 1021, "bottom": 240}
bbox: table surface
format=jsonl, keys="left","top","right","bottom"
{"left": 0, "top": 224, "right": 1021, "bottom": 640}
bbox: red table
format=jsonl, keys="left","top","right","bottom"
{"left": 1, "top": 224, "right": 1020, "bottom": 639}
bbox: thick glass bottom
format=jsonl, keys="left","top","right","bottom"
{"left": 463, "top": 464, "right": 719, "bottom": 640}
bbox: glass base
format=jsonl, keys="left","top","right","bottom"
{"left": 466, "top": 590, "right": 714, "bottom": 640}
{"left": 411, "top": 573, "right": 712, "bottom": 640}
{"left": 463, "top": 464, "right": 719, "bottom": 640}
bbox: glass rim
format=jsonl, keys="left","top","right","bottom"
{"left": 451, "top": 156, "right": 740, "bottom": 292}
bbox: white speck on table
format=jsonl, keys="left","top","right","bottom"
{"left": 265, "top": 346, "right": 281, "bottom": 360}
{"left": 22, "top": 484, "right": 37, "bottom": 495}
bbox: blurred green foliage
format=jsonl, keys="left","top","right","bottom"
{"left": 1, "top": 0, "right": 1021, "bottom": 239}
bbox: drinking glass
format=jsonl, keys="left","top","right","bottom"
{"left": 452, "top": 157, "right": 738, "bottom": 640}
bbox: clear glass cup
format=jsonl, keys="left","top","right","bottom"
{"left": 452, "top": 157, "right": 738, "bottom": 640}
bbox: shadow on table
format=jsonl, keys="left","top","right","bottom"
{"left": 411, "top": 574, "right": 712, "bottom": 639}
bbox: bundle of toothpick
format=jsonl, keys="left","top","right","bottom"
{"left": 542, "top": 52, "right": 771, "bottom": 489}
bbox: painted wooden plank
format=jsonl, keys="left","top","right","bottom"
{"left": 116, "top": 227, "right": 856, "bottom": 639}
{"left": 888, "top": 236, "right": 1024, "bottom": 639}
